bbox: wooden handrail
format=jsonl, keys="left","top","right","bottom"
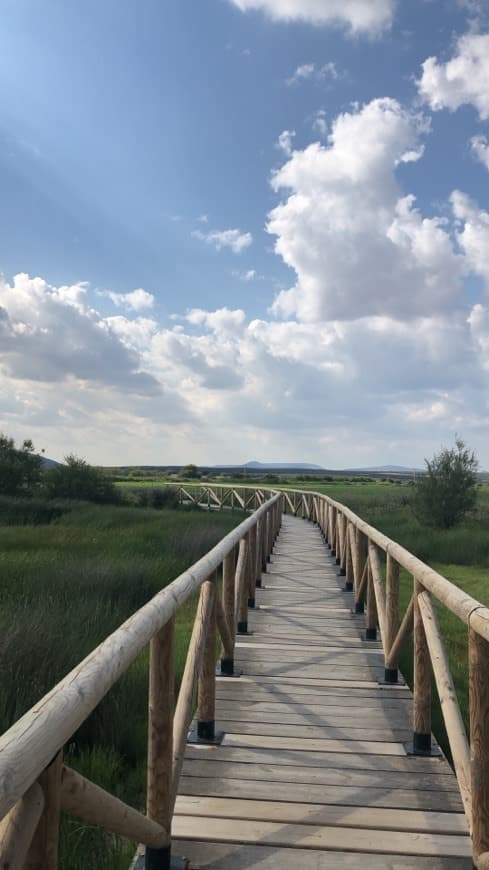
{"left": 0, "top": 493, "right": 280, "bottom": 824}
{"left": 5, "top": 481, "right": 489, "bottom": 868}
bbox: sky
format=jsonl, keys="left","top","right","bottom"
{"left": 1, "top": 0, "right": 489, "bottom": 467}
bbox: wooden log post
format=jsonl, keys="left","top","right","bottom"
{"left": 470, "top": 625, "right": 489, "bottom": 865}
{"left": 386, "top": 596, "right": 414, "bottom": 674}
{"left": 219, "top": 550, "right": 236, "bottom": 675}
{"left": 236, "top": 536, "right": 250, "bottom": 634}
{"left": 335, "top": 512, "right": 343, "bottom": 567}
{"left": 412, "top": 578, "right": 432, "bottom": 754}
{"left": 366, "top": 561, "right": 378, "bottom": 641}
{"left": 330, "top": 507, "right": 337, "bottom": 557}
{"left": 24, "top": 751, "right": 63, "bottom": 870}
{"left": 266, "top": 507, "right": 273, "bottom": 562}
{"left": 248, "top": 524, "right": 257, "bottom": 609}
{"left": 344, "top": 522, "right": 354, "bottom": 592}
{"left": 196, "top": 578, "right": 219, "bottom": 743}
{"left": 261, "top": 513, "right": 268, "bottom": 573}
{"left": 255, "top": 519, "right": 263, "bottom": 588}
{"left": 353, "top": 531, "right": 368, "bottom": 614}
{"left": 145, "top": 616, "right": 174, "bottom": 869}
{"left": 0, "top": 783, "right": 44, "bottom": 870}
{"left": 384, "top": 554, "right": 400, "bottom": 683}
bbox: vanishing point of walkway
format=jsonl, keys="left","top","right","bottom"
{"left": 172, "top": 515, "right": 471, "bottom": 868}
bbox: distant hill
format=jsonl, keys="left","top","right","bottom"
{"left": 342, "top": 465, "right": 422, "bottom": 474}
{"left": 217, "top": 461, "right": 325, "bottom": 471}
{"left": 40, "top": 456, "right": 61, "bottom": 468}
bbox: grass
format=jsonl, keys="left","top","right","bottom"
{"left": 0, "top": 501, "right": 241, "bottom": 869}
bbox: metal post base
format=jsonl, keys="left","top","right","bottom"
{"left": 335, "top": 557, "right": 341, "bottom": 566}
{"left": 352, "top": 601, "right": 364, "bottom": 614}
{"left": 384, "top": 667, "right": 398, "bottom": 684}
{"left": 406, "top": 733, "right": 442, "bottom": 757}
{"left": 248, "top": 596, "right": 255, "bottom": 609}
{"left": 331, "top": 549, "right": 336, "bottom": 557}
{"left": 256, "top": 577, "right": 262, "bottom": 588}
{"left": 217, "top": 658, "right": 242, "bottom": 678}
{"left": 344, "top": 581, "right": 353, "bottom": 592}
{"left": 144, "top": 847, "right": 189, "bottom": 870}
{"left": 188, "top": 721, "right": 224, "bottom": 746}
{"left": 338, "top": 567, "right": 346, "bottom": 577}
{"left": 237, "top": 621, "right": 251, "bottom": 635}
{"left": 365, "top": 627, "right": 377, "bottom": 641}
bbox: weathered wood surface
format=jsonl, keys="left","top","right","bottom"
{"left": 173, "top": 515, "right": 471, "bottom": 868}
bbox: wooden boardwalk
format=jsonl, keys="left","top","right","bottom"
{"left": 172, "top": 515, "right": 472, "bottom": 868}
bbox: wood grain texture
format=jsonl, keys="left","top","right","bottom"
{"left": 470, "top": 626, "right": 489, "bottom": 860}
{"left": 147, "top": 615, "right": 174, "bottom": 837}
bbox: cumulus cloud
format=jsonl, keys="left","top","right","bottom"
{"left": 233, "top": 269, "right": 257, "bottom": 281}
{"left": 192, "top": 227, "right": 253, "bottom": 253}
{"left": 228, "top": 0, "right": 395, "bottom": 35}
{"left": 267, "top": 98, "right": 461, "bottom": 322}
{"left": 418, "top": 32, "right": 489, "bottom": 119}
{"left": 286, "top": 61, "right": 339, "bottom": 86}
{"left": 451, "top": 190, "right": 489, "bottom": 286}
{"left": 471, "top": 134, "right": 489, "bottom": 169}
{"left": 100, "top": 288, "right": 155, "bottom": 311}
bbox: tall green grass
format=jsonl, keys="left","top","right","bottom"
{"left": 0, "top": 502, "right": 241, "bottom": 869}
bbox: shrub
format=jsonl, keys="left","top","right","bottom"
{"left": 414, "top": 438, "right": 479, "bottom": 529}
{"left": 128, "top": 486, "right": 180, "bottom": 510}
{"left": 45, "top": 455, "right": 119, "bottom": 504}
{"left": 0, "top": 433, "right": 42, "bottom": 495}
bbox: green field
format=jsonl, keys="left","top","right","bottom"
{"left": 0, "top": 501, "right": 240, "bottom": 869}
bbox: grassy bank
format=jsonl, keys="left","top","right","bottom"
{"left": 0, "top": 502, "right": 241, "bottom": 869}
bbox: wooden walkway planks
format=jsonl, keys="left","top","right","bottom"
{"left": 173, "top": 514, "right": 472, "bottom": 868}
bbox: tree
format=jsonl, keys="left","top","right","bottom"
{"left": 0, "top": 433, "right": 43, "bottom": 495}
{"left": 179, "top": 464, "right": 201, "bottom": 480}
{"left": 45, "top": 454, "right": 119, "bottom": 503}
{"left": 414, "top": 438, "right": 479, "bottom": 529}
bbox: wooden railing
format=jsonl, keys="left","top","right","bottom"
{"left": 0, "top": 492, "right": 282, "bottom": 870}
{"left": 3, "top": 482, "right": 489, "bottom": 868}
{"left": 280, "top": 486, "right": 489, "bottom": 870}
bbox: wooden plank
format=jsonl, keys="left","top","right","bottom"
{"left": 174, "top": 795, "right": 467, "bottom": 834}
{"left": 215, "top": 708, "right": 412, "bottom": 729}
{"left": 216, "top": 719, "right": 412, "bottom": 741}
{"left": 172, "top": 840, "right": 473, "bottom": 869}
{"left": 184, "top": 744, "right": 454, "bottom": 775}
{"left": 172, "top": 815, "right": 471, "bottom": 856}
{"left": 180, "top": 759, "right": 458, "bottom": 793}
{"left": 222, "top": 732, "right": 408, "bottom": 756}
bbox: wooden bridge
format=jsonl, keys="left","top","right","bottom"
{"left": 1, "top": 486, "right": 488, "bottom": 869}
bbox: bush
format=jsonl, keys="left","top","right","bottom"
{"left": 125, "top": 486, "right": 180, "bottom": 510}
{"left": 414, "top": 438, "right": 479, "bottom": 529}
{"left": 45, "top": 455, "right": 119, "bottom": 504}
{"left": 0, "top": 433, "right": 42, "bottom": 495}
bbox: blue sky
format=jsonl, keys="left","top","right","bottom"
{"left": 1, "top": 0, "right": 489, "bottom": 466}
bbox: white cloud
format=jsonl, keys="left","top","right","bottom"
{"left": 277, "top": 129, "right": 296, "bottom": 156}
{"left": 228, "top": 0, "right": 395, "bottom": 35}
{"left": 192, "top": 227, "right": 253, "bottom": 254}
{"left": 471, "top": 134, "right": 489, "bottom": 169}
{"left": 451, "top": 190, "right": 489, "bottom": 285}
{"left": 418, "top": 32, "right": 489, "bottom": 120}
{"left": 233, "top": 269, "right": 257, "bottom": 281}
{"left": 100, "top": 288, "right": 155, "bottom": 312}
{"left": 267, "top": 98, "right": 460, "bottom": 322}
{"left": 312, "top": 110, "right": 328, "bottom": 137}
{"left": 287, "top": 61, "right": 340, "bottom": 86}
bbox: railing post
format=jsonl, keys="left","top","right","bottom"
{"left": 412, "top": 578, "right": 432, "bottom": 754}
{"left": 344, "top": 522, "right": 354, "bottom": 592}
{"left": 25, "top": 751, "right": 63, "bottom": 870}
{"left": 384, "top": 554, "right": 400, "bottom": 683}
{"left": 237, "top": 535, "right": 250, "bottom": 634}
{"left": 353, "top": 530, "right": 367, "bottom": 614}
{"left": 196, "top": 578, "right": 221, "bottom": 743}
{"left": 255, "top": 518, "right": 263, "bottom": 587}
{"left": 146, "top": 617, "right": 174, "bottom": 870}
{"left": 366, "top": 561, "right": 378, "bottom": 641}
{"left": 248, "top": 524, "right": 257, "bottom": 609}
{"left": 330, "top": 507, "right": 337, "bottom": 556}
{"left": 470, "top": 625, "right": 489, "bottom": 868}
{"left": 219, "top": 551, "right": 236, "bottom": 675}
{"left": 266, "top": 508, "right": 273, "bottom": 562}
